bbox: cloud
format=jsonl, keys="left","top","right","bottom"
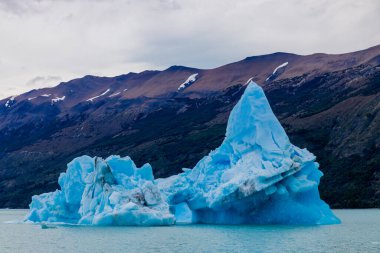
{"left": 0, "top": 0, "right": 47, "bottom": 15}
{"left": 26, "top": 76, "right": 62, "bottom": 87}
{"left": 0, "top": 0, "right": 379, "bottom": 98}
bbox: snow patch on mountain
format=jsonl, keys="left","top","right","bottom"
{"left": 4, "top": 97, "right": 15, "bottom": 108}
{"left": 246, "top": 77, "right": 254, "bottom": 84}
{"left": 109, "top": 92, "right": 121, "bottom": 98}
{"left": 266, "top": 62, "right": 289, "bottom": 81}
{"left": 87, "top": 89, "right": 111, "bottom": 102}
{"left": 272, "top": 62, "right": 289, "bottom": 74}
{"left": 51, "top": 96, "right": 66, "bottom": 104}
{"left": 178, "top": 73, "right": 198, "bottom": 91}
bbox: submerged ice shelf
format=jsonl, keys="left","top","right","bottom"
{"left": 25, "top": 82, "right": 340, "bottom": 226}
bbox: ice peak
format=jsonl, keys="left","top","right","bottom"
{"left": 225, "top": 82, "right": 289, "bottom": 151}
{"left": 164, "top": 81, "right": 340, "bottom": 225}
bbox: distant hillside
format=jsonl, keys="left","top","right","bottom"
{"left": 0, "top": 45, "right": 380, "bottom": 208}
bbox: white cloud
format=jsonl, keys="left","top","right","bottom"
{"left": 0, "top": 0, "right": 379, "bottom": 98}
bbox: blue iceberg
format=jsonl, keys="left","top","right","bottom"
{"left": 26, "top": 156, "right": 175, "bottom": 225}
{"left": 25, "top": 82, "right": 340, "bottom": 225}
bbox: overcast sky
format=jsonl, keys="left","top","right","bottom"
{"left": 0, "top": 0, "right": 379, "bottom": 98}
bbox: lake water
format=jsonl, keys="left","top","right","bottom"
{"left": 0, "top": 209, "right": 379, "bottom": 253}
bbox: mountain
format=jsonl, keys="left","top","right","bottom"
{"left": 1, "top": 45, "right": 380, "bottom": 208}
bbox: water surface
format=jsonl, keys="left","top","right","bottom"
{"left": 1, "top": 209, "right": 379, "bottom": 253}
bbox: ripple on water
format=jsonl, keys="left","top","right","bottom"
{"left": 0, "top": 209, "right": 379, "bottom": 253}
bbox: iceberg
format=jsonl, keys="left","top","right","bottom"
{"left": 158, "top": 83, "right": 340, "bottom": 225}
{"left": 26, "top": 156, "right": 175, "bottom": 225}
{"left": 25, "top": 82, "right": 340, "bottom": 225}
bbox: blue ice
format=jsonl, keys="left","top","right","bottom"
{"left": 25, "top": 82, "right": 340, "bottom": 225}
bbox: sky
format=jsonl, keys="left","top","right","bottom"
{"left": 0, "top": 0, "right": 379, "bottom": 99}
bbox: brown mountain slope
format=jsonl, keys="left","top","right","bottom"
{"left": 0, "top": 45, "right": 379, "bottom": 208}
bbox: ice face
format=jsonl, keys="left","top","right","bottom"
{"left": 159, "top": 83, "right": 340, "bottom": 225}
{"left": 25, "top": 82, "right": 340, "bottom": 225}
{"left": 26, "top": 156, "right": 174, "bottom": 226}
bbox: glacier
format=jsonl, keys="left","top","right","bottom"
{"left": 25, "top": 82, "right": 340, "bottom": 226}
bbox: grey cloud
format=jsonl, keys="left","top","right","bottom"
{"left": 0, "top": 0, "right": 27, "bottom": 13}
{"left": 0, "top": 0, "right": 379, "bottom": 99}
{"left": 26, "top": 76, "right": 62, "bottom": 87}
{"left": 0, "top": 0, "right": 44, "bottom": 15}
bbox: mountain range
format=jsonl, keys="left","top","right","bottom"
{"left": 1, "top": 45, "right": 380, "bottom": 208}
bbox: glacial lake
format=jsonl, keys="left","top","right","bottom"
{"left": 0, "top": 209, "right": 379, "bottom": 253}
